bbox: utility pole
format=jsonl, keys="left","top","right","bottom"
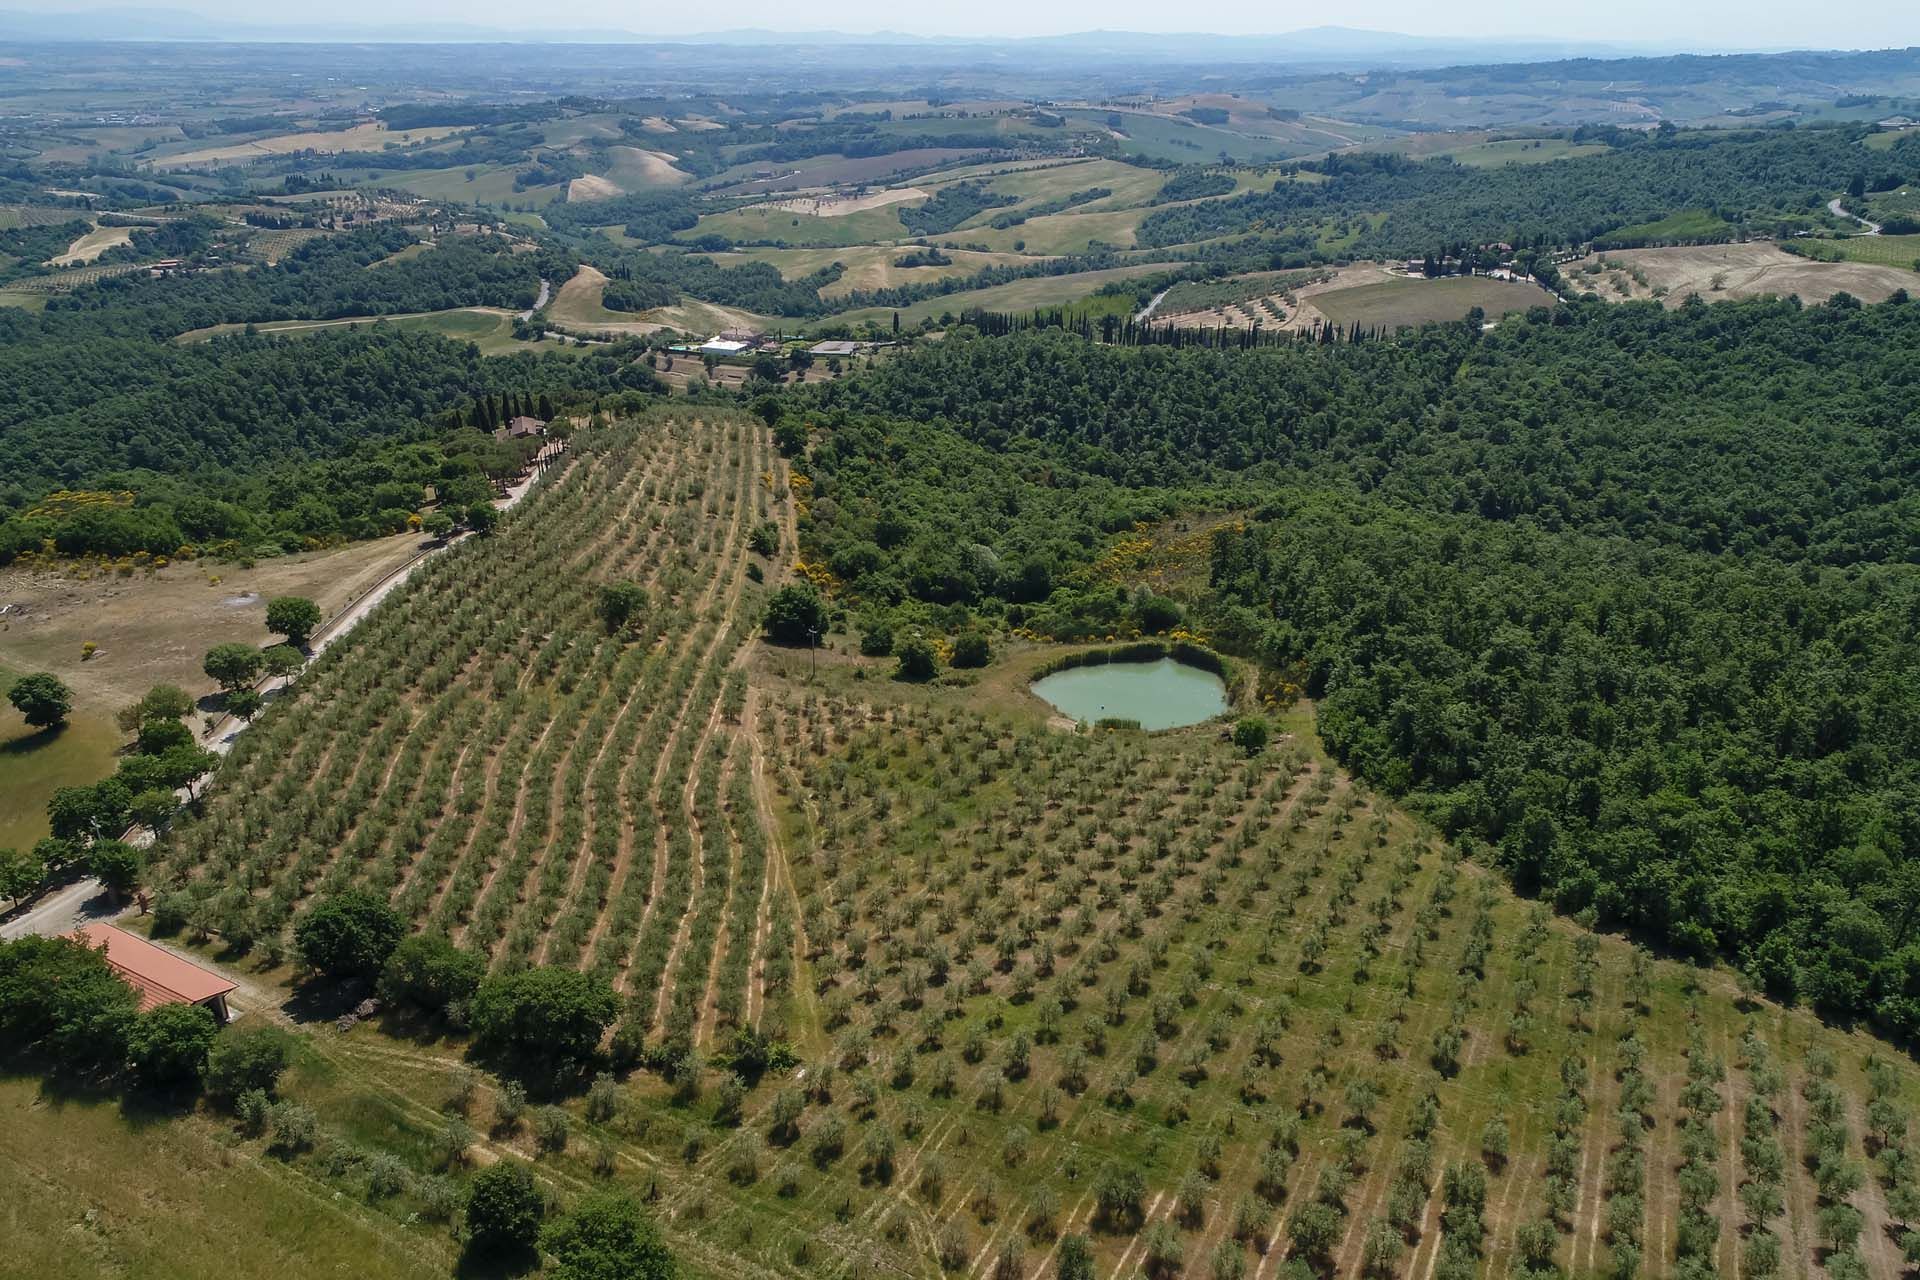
{"left": 807, "top": 627, "right": 820, "bottom": 681}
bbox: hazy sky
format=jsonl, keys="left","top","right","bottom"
{"left": 42, "top": 0, "right": 1920, "bottom": 47}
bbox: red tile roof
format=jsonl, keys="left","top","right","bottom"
{"left": 69, "top": 922, "right": 237, "bottom": 1013}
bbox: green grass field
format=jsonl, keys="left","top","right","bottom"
{"left": 705, "top": 244, "right": 1035, "bottom": 298}
{"left": 0, "top": 663, "right": 120, "bottom": 850}
{"left": 829, "top": 262, "right": 1170, "bottom": 326}
{"left": 1818, "top": 234, "right": 1920, "bottom": 268}
{"left": 681, "top": 203, "right": 915, "bottom": 248}
{"left": 1863, "top": 128, "right": 1917, "bottom": 152}
{"left": 174, "top": 308, "right": 567, "bottom": 357}
{"left": 1312, "top": 274, "right": 1558, "bottom": 329}
{"left": 931, "top": 207, "right": 1155, "bottom": 254}
{"left": 375, "top": 163, "right": 565, "bottom": 209}
{"left": 925, "top": 158, "right": 1168, "bottom": 224}
{"left": 1593, "top": 209, "right": 1735, "bottom": 247}
{"left": 0, "top": 1075, "right": 451, "bottom": 1280}
{"left": 1441, "top": 139, "right": 1611, "bottom": 167}
{"left": 1061, "top": 109, "right": 1310, "bottom": 165}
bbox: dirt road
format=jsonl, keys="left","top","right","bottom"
{"left": 1829, "top": 198, "right": 1882, "bottom": 235}
{"left": 2, "top": 448, "right": 571, "bottom": 941}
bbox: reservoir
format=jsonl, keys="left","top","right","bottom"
{"left": 1031, "top": 657, "right": 1229, "bottom": 731}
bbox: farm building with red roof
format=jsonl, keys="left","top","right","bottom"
{"left": 69, "top": 922, "right": 238, "bottom": 1023}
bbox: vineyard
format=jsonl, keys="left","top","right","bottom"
{"left": 145, "top": 409, "right": 1920, "bottom": 1280}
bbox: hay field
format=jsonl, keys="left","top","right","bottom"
{"left": 768, "top": 188, "right": 929, "bottom": 218}
{"left": 606, "top": 146, "right": 690, "bottom": 187}
{"left": 930, "top": 206, "right": 1154, "bottom": 254}
{"left": 546, "top": 263, "right": 769, "bottom": 336}
{"left": 1302, "top": 270, "right": 1556, "bottom": 330}
{"left": 46, "top": 223, "right": 133, "bottom": 266}
{"left": 147, "top": 123, "right": 468, "bottom": 169}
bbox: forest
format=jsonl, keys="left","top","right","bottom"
{"left": 1137, "top": 126, "right": 1920, "bottom": 258}
{"left": 794, "top": 294, "right": 1920, "bottom": 1029}
{"left": 0, "top": 228, "right": 665, "bottom": 559}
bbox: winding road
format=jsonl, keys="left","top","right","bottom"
{"left": 519, "top": 277, "right": 552, "bottom": 321}
{"left": 1829, "top": 198, "right": 1883, "bottom": 235}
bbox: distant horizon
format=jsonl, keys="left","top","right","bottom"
{"left": 2, "top": 3, "right": 1915, "bottom": 52}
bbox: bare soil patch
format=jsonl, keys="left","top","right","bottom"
{"left": 1568, "top": 242, "right": 1918, "bottom": 306}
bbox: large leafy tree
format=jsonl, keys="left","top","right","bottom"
{"left": 87, "top": 840, "right": 145, "bottom": 900}
{"left": 264, "top": 596, "right": 322, "bottom": 649}
{"left": 597, "top": 582, "right": 650, "bottom": 636}
{"left": 542, "top": 1192, "right": 677, "bottom": 1280}
{"left": 470, "top": 966, "right": 619, "bottom": 1065}
{"left": 0, "top": 934, "right": 139, "bottom": 1070}
{"left": 0, "top": 845, "right": 44, "bottom": 907}
{"left": 378, "top": 933, "right": 485, "bottom": 1013}
{"left": 204, "top": 1025, "right": 291, "bottom": 1102}
{"left": 294, "top": 890, "right": 404, "bottom": 981}
{"left": 203, "top": 643, "right": 264, "bottom": 693}
{"left": 762, "top": 584, "right": 828, "bottom": 646}
{"left": 7, "top": 672, "right": 71, "bottom": 729}
{"left": 47, "top": 778, "right": 133, "bottom": 843}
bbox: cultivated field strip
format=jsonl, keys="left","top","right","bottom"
{"left": 157, "top": 413, "right": 781, "bottom": 1001}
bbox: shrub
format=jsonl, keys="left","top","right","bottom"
{"left": 378, "top": 933, "right": 483, "bottom": 1012}
{"left": 535, "top": 1105, "right": 572, "bottom": 1153}
{"left": 951, "top": 631, "right": 991, "bottom": 668}
{"left": 466, "top": 1161, "right": 544, "bottom": 1252}
{"left": 267, "top": 1100, "right": 317, "bottom": 1155}
{"left": 125, "top": 1002, "right": 218, "bottom": 1092}
{"left": 896, "top": 636, "right": 939, "bottom": 681}
{"left": 205, "top": 1025, "right": 292, "bottom": 1103}
{"left": 763, "top": 584, "right": 828, "bottom": 645}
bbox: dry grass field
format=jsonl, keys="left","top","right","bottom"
{"left": 0, "top": 533, "right": 426, "bottom": 717}
{"left": 45, "top": 222, "right": 134, "bottom": 266}
{"left": 1308, "top": 274, "right": 1557, "bottom": 329}
{"left": 546, "top": 263, "right": 771, "bottom": 336}
{"left": 1566, "top": 242, "right": 1920, "bottom": 306}
{"left": 146, "top": 123, "right": 469, "bottom": 170}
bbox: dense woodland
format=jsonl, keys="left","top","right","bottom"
{"left": 0, "top": 229, "right": 660, "bottom": 559}
{"left": 1139, "top": 126, "right": 1920, "bottom": 258}
{"left": 797, "top": 297, "right": 1920, "bottom": 1030}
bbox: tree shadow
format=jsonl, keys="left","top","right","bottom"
{"left": 282, "top": 975, "right": 372, "bottom": 1027}
{"left": 0, "top": 723, "right": 64, "bottom": 756}
{"left": 454, "top": 1241, "right": 540, "bottom": 1280}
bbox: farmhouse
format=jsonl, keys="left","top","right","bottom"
{"left": 808, "top": 339, "right": 863, "bottom": 357}
{"left": 70, "top": 922, "right": 238, "bottom": 1023}
{"left": 699, "top": 337, "right": 752, "bottom": 357}
{"left": 494, "top": 415, "right": 546, "bottom": 441}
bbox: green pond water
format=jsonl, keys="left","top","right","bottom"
{"left": 1030, "top": 657, "right": 1229, "bottom": 731}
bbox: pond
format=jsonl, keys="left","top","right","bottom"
{"left": 1030, "top": 657, "right": 1230, "bottom": 731}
